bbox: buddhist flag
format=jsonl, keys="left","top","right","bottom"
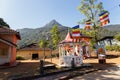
{"left": 72, "top": 25, "right": 80, "bottom": 37}
{"left": 99, "top": 11, "right": 110, "bottom": 26}
{"left": 84, "top": 20, "right": 91, "bottom": 30}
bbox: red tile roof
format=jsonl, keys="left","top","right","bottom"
{"left": 60, "top": 32, "right": 92, "bottom": 43}
{"left": 60, "top": 32, "right": 73, "bottom": 43}
{"left": 0, "top": 27, "right": 21, "bottom": 39}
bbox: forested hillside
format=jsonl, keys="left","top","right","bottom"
{"left": 17, "top": 20, "right": 70, "bottom": 48}
{"left": 17, "top": 19, "right": 120, "bottom": 48}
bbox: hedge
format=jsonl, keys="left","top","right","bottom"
{"left": 105, "top": 45, "right": 120, "bottom": 51}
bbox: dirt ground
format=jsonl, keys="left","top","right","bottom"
{"left": 0, "top": 60, "right": 52, "bottom": 80}
{"left": 0, "top": 51, "right": 120, "bottom": 80}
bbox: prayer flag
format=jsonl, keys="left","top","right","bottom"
{"left": 72, "top": 25, "right": 79, "bottom": 29}
{"left": 72, "top": 25, "right": 80, "bottom": 37}
{"left": 84, "top": 20, "right": 91, "bottom": 30}
{"left": 99, "top": 11, "right": 110, "bottom": 26}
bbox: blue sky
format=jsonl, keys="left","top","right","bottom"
{"left": 0, "top": 0, "right": 120, "bottom": 30}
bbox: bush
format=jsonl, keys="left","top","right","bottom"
{"left": 51, "top": 54, "right": 56, "bottom": 57}
{"left": 16, "top": 56, "right": 25, "bottom": 60}
{"left": 105, "top": 45, "right": 120, "bottom": 52}
{"left": 51, "top": 53, "right": 59, "bottom": 58}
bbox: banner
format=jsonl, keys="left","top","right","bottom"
{"left": 84, "top": 20, "right": 91, "bottom": 30}
{"left": 72, "top": 25, "right": 80, "bottom": 37}
{"left": 99, "top": 11, "right": 110, "bottom": 26}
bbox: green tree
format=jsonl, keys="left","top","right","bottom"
{"left": 0, "top": 18, "right": 10, "bottom": 28}
{"left": 114, "top": 33, "right": 120, "bottom": 41}
{"left": 39, "top": 39, "right": 48, "bottom": 60}
{"left": 78, "top": 0, "right": 108, "bottom": 46}
{"left": 50, "top": 25, "right": 60, "bottom": 49}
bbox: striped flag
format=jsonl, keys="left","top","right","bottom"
{"left": 84, "top": 20, "right": 91, "bottom": 30}
{"left": 99, "top": 11, "right": 110, "bottom": 26}
{"left": 72, "top": 25, "right": 80, "bottom": 37}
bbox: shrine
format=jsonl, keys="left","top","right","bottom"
{"left": 59, "top": 31, "right": 92, "bottom": 67}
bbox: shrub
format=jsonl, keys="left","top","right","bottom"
{"left": 16, "top": 56, "right": 25, "bottom": 60}
{"left": 51, "top": 54, "right": 56, "bottom": 57}
{"left": 51, "top": 53, "right": 59, "bottom": 58}
{"left": 105, "top": 45, "right": 120, "bottom": 52}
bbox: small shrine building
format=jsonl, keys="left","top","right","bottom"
{"left": 59, "top": 32, "right": 92, "bottom": 67}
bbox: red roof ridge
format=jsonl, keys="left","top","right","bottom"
{"left": 0, "top": 27, "right": 17, "bottom": 33}
{"left": 0, "top": 27, "right": 21, "bottom": 39}
{"left": 60, "top": 32, "right": 73, "bottom": 43}
{"left": 65, "top": 32, "right": 73, "bottom": 41}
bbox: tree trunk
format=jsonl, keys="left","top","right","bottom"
{"left": 43, "top": 47, "right": 45, "bottom": 61}
{"left": 51, "top": 50, "right": 52, "bottom": 62}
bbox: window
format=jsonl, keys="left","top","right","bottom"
{"left": 0, "top": 48, "right": 8, "bottom": 56}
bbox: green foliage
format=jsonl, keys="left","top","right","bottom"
{"left": 51, "top": 53, "right": 59, "bottom": 58}
{"left": 39, "top": 39, "right": 49, "bottom": 48}
{"left": 50, "top": 25, "right": 60, "bottom": 49}
{"left": 105, "top": 45, "right": 120, "bottom": 52}
{"left": 16, "top": 56, "right": 25, "bottom": 60}
{"left": 51, "top": 54, "right": 56, "bottom": 57}
{"left": 39, "top": 39, "right": 49, "bottom": 60}
{"left": 0, "top": 18, "right": 10, "bottom": 28}
{"left": 78, "top": 0, "right": 108, "bottom": 45}
{"left": 78, "top": 0, "right": 104, "bottom": 25}
{"left": 114, "top": 33, "right": 120, "bottom": 41}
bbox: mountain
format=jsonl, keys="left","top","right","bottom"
{"left": 17, "top": 20, "right": 70, "bottom": 48}
{"left": 99, "top": 24, "right": 120, "bottom": 37}
{"left": 41, "top": 19, "right": 63, "bottom": 28}
{"left": 104, "top": 24, "right": 120, "bottom": 33}
{"left": 17, "top": 19, "right": 120, "bottom": 49}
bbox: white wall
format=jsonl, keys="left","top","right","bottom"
{"left": 0, "top": 47, "right": 11, "bottom": 65}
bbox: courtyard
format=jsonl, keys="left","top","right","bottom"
{"left": 0, "top": 51, "right": 120, "bottom": 80}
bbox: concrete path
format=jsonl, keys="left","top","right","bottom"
{"left": 70, "top": 66, "right": 120, "bottom": 80}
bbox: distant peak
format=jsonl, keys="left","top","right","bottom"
{"left": 50, "top": 19, "right": 57, "bottom": 22}
{"left": 43, "top": 19, "right": 63, "bottom": 28}
{"left": 49, "top": 19, "right": 60, "bottom": 25}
